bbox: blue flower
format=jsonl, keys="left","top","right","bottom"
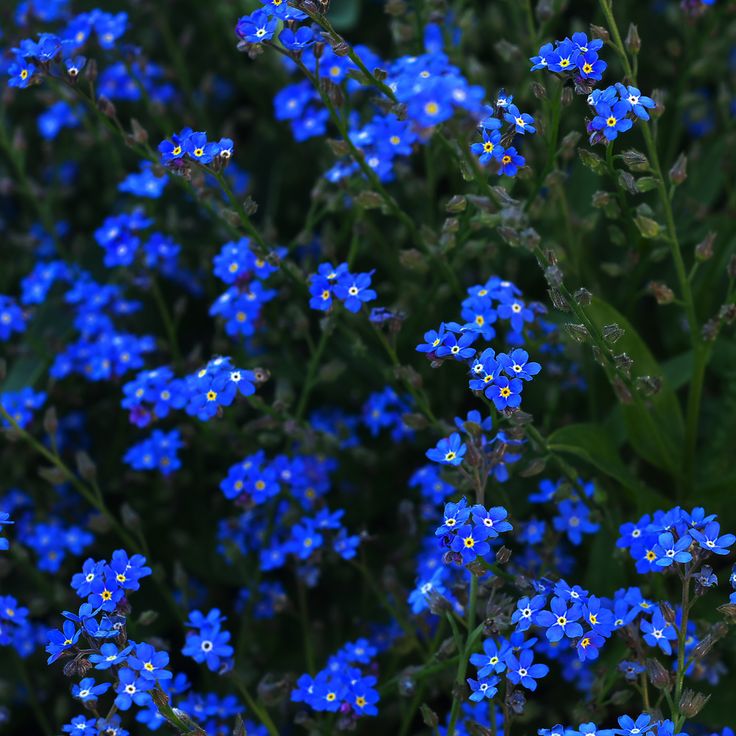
{"left": 471, "top": 129, "right": 504, "bottom": 164}
{"left": 72, "top": 676, "right": 111, "bottom": 701}
{"left": 333, "top": 271, "right": 377, "bottom": 313}
{"left": 235, "top": 10, "right": 278, "bottom": 43}
{"left": 45, "top": 620, "right": 81, "bottom": 664}
{"left": 511, "top": 595, "right": 547, "bottom": 632}
{"left": 689, "top": 521, "right": 736, "bottom": 555}
{"left": 498, "top": 348, "right": 541, "bottom": 381}
{"left": 450, "top": 524, "right": 490, "bottom": 563}
{"left": 182, "top": 624, "right": 234, "bottom": 672}
{"left": 426, "top": 433, "right": 467, "bottom": 466}
{"left": 640, "top": 609, "right": 677, "bottom": 655}
{"left": 114, "top": 668, "right": 153, "bottom": 710}
{"left": 503, "top": 104, "right": 536, "bottom": 134}
{"left": 615, "top": 84, "right": 656, "bottom": 120}
{"left": 62, "top": 716, "right": 97, "bottom": 736}
{"left": 577, "top": 51, "right": 606, "bottom": 80}
{"left": 499, "top": 147, "right": 525, "bottom": 176}
{"left": 436, "top": 498, "right": 471, "bottom": 535}
{"left": 89, "top": 642, "right": 133, "bottom": 669}
{"left": 280, "top": 26, "right": 316, "bottom": 52}
{"left": 467, "top": 675, "right": 499, "bottom": 701}
{"left": 615, "top": 714, "right": 654, "bottom": 736}
{"left": 488, "top": 376, "right": 523, "bottom": 411}
{"left": 591, "top": 100, "right": 633, "bottom": 141}
{"left": 553, "top": 500, "right": 599, "bottom": 546}
{"left": 471, "top": 504, "right": 512, "bottom": 538}
{"left": 504, "top": 648, "right": 549, "bottom": 691}
{"left": 470, "top": 638, "right": 510, "bottom": 677}
{"left": 535, "top": 596, "right": 583, "bottom": 642}
{"left": 653, "top": 531, "right": 692, "bottom": 567}
{"left": 128, "top": 642, "right": 172, "bottom": 681}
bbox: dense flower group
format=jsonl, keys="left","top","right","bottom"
{"left": 1, "top": 0, "right": 735, "bottom": 734}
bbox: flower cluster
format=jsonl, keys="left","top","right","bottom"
{"left": 618, "top": 506, "right": 735, "bottom": 573}
{"left": 435, "top": 497, "right": 512, "bottom": 565}
{"left": 292, "top": 639, "right": 381, "bottom": 719}
{"left": 210, "top": 238, "right": 279, "bottom": 337}
{"left": 159, "top": 127, "right": 234, "bottom": 169}
{"left": 470, "top": 92, "right": 535, "bottom": 176}
{"left": 588, "top": 83, "right": 656, "bottom": 143}
{"left": 309, "top": 262, "right": 377, "bottom": 313}
{"left": 531, "top": 32, "right": 607, "bottom": 84}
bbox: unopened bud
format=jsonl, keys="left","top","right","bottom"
{"left": 420, "top": 704, "right": 439, "bottom": 727}
{"left": 621, "top": 148, "right": 650, "bottom": 172}
{"left": 659, "top": 602, "right": 676, "bottom": 625}
{"left": 702, "top": 318, "right": 721, "bottom": 342}
{"left": 75, "top": 451, "right": 97, "bottom": 481}
{"left": 565, "top": 323, "right": 589, "bottom": 343}
{"left": 590, "top": 24, "right": 609, "bottom": 43}
{"left": 43, "top": 406, "right": 58, "bottom": 435}
{"left": 39, "top": 466, "right": 67, "bottom": 485}
{"left": 626, "top": 23, "right": 641, "bottom": 54}
{"left": 602, "top": 323, "right": 625, "bottom": 344}
{"left": 535, "top": 0, "right": 554, "bottom": 22}
{"left": 695, "top": 232, "right": 716, "bottom": 261}
{"left": 531, "top": 81, "right": 547, "bottom": 100}
{"left": 691, "top": 622, "right": 728, "bottom": 659}
{"left": 727, "top": 254, "right": 736, "bottom": 280}
{"left": 635, "top": 376, "right": 662, "bottom": 396}
{"left": 646, "top": 657, "right": 672, "bottom": 689}
{"left": 495, "top": 546, "right": 512, "bottom": 564}
{"left": 574, "top": 288, "right": 592, "bottom": 306}
{"left": 669, "top": 153, "right": 687, "bottom": 185}
{"left": 679, "top": 689, "right": 710, "bottom": 718}
{"left": 97, "top": 96, "right": 116, "bottom": 118}
{"left": 647, "top": 281, "right": 675, "bottom": 305}
{"left": 719, "top": 304, "right": 736, "bottom": 325}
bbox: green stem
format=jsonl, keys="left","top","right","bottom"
{"left": 0, "top": 404, "right": 138, "bottom": 551}
{"left": 295, "top": 570, "right": 316, "bottom": 675}
{"left": 598, "top": 0, "right": 705, "bottom": 492}
{"left": 231, "top": 677, "right": 281, "bottom": 736}
{"left": 150, "top": 276, "right": 183, "bottom": 367}
{"left": 446, "top": 574, "right": 478, "bottom": 733}
{"left": 674, "top": 572, "right": 692, "bottom": 712}
{"left": 295, "top": 323, "right": 332, "bottom": 421}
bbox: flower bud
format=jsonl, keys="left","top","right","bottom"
{"left": 590, "top": 24, "right": 610, "bottom": 42}
{"left": 602, "top": 323, "right": 625, "bottom": 344}
{"left": 648, "top": 281, "right": 675, "bottom": 305}
{"left": 420, "top": 704, "right": 439, "bottom": 727}
{"left": 727, "top": 254, "right": 736, "bottom": 280}
{"left": 76, "top": 451, "right": 97, "bottom": 481}
{"left": 695, "top": 232, "right": 716, "bottom": 261}
{"left": 495, "top": 546, "right": 512, "bottom": 564}
{"left": 659, "top": 602, "right": 676, "bottom": 626}
{"left": 574, "top": 288, "right": 592, "bottom": 306}
{"left": 646, "top": 657, "right": 672, "bottom": 689}
{"left": 679, "top": 689, "right": 710, "bottom": 718}
{"left": 626, "top": 23, "right": 641, "bottom": 54}
{"left": 669, "top": 153, "right": 688, "bottom": 185}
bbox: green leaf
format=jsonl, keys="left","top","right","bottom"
{"left": 586, "top": 298, "right": 684, "bottom": 473}
{"left": 547, "top": 422, "right": 666, "bottom": 510}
